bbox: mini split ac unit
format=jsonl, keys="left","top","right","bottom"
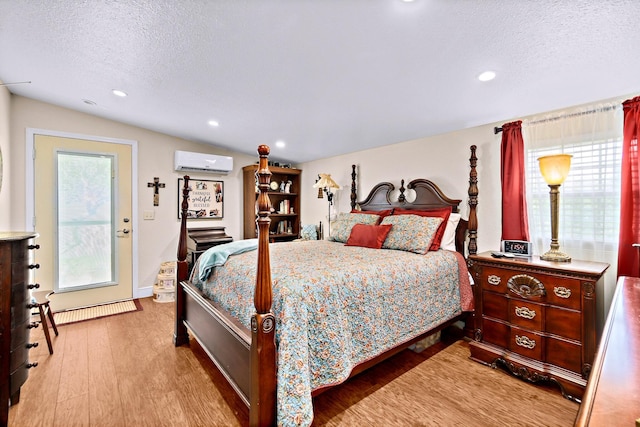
{"left": 174, "top": 150, "right": 233, "bottom": 175}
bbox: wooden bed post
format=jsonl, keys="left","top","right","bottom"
{"left": 250, "top": 145, "right": 277, "bottom": 426}
{"left": 174, "top": 176, "right": 191, "bottom": 346}
{"left": 350, "top": 164, "right": 357, "bottom": 210}
{"left": 467, "top": 145, "right": 478, "bottom": 255}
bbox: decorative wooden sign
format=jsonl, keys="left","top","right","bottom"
{"left": 178, "top": 178, "right": 224, "bottom": 219}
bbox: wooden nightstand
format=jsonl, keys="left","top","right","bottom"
{"left": 468, "top": 252, "right": 609, "bottom": 402}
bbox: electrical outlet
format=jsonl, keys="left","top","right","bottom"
{"left": 143, "top": 210, "right": 155, "bottom": 220}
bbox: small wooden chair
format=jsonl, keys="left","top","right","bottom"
{"left": 31, "top": 290, "right": 59, "bottom": 354}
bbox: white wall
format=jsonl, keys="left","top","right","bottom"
{"left": 0, "top": 82, "right": 10, "bottom": 230}
{"left": 9, "top": 96, "right": 255, "bottom": 296}
{"left": 300, "top": 124, "right": 502, "bottom": 255}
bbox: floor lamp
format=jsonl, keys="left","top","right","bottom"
{"left": 538, "top": 154, "right": 572, "bottom": 262}
{"left": 313, "top": 174, "right": 341, "bottom": 238}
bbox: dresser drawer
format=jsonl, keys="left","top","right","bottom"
{"left": 11, "top": 298, "right": 32, "bottom": 329}
{"left": 482, "top": 317, "right": 510, "bottom": 349}
{"left": 10, "top": 265, "right": 28, "bottom": 292}
{"left": 489, "top": 268, "right": 582, "bottom": 311}
{"left": 546, "top": 306, "right": 581, "bottom": 341}
{"left": 10, "top": 320, "right": 30, "bottom": 350}
{"left": 546, "top": 336, "right": 581, "bottom": 373}
{"left": 482, "top": 290, "right": 508, "bottom": 321}
{"left": 481, "top": 266, "right": 509, "bottom": 293}
{"left": 507, "top": 272, "right": 581, "bottom": 310}
{"left": 509, "top": 299, "right": 543, "bottom": 331}
{"left": 545, "top": 278, "right": 581, "bottom": 310}
{"left": 11, "top": 278, "right": 29, "bottom": 304}
{"left": 9, "top": 362, "right": 29, "bottom": 396}
{"left": 510, "top": 326, "right": 544, "bottom": 361}
{"left": 9, "top": 343, "right": 30, "bottom": 373}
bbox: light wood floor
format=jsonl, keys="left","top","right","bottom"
{"left": 10, "top": 298, "right": 578, "bottom": 426}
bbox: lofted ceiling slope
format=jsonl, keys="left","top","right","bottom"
{"left": 1, "top": 0, "right": 639, "bottom": 163}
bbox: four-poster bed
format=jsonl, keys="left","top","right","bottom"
{"left": 174, "top": 144, "right": 479, "bottom": 426}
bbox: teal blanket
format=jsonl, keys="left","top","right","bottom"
{"left": 197, "top": 238, "right": 258, "bottom": 282}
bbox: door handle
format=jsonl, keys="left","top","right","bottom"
{"left": 116, "top": 228, "right": 131, "bottom": 237}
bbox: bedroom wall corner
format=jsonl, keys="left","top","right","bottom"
{"left": 9, "top": 96, "right": 255, "bottom": 298}
{"left": 299, "top": 124, "right": 503, "bottom": 254}
{"left": 0, "top": 82, "right": 11, "bottom": 230}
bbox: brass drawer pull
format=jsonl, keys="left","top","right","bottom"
{"left": 515, "top": 335, "right": 536, "bottom": 349}
{"left": 507, "top": 274, "right": 546, "bottom": 298}
{"left": 488, "top": 275, "right": 501, "bottom": 286}
{"left": 515, "top": 306, "right": 536, "bottom": 320}
{"left": 553, "top": 286, "right": 572, "bottom": 299}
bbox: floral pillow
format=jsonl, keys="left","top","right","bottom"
{"left": 350, "top": 209, "right": 393, "bottom": 222}
{"left": 329, "top": 212, "right": 381, "bottom": 243}
{"left": 380, "top": 214, "right": 443, "bottom": 254}
{"left": 393, "top": 207, "right": 451, "bottom": 251}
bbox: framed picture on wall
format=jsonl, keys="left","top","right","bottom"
{"left": 178, "top": 178, "right": 224, "bottom": 219}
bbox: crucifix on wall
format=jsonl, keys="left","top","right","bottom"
{"left": 147, "top": 177, "right": 165, "bottom": 206}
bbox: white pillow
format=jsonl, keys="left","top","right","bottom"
{"left": 441, "top": 213, "right": 461, "bottom": 251}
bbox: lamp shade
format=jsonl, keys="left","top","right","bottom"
{"left": 313, "top": 174, "right": 341, "bottom": 190}
{"left": 538, "top": 154, "right": 572, "bottom": 185}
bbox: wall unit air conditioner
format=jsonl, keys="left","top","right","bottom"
{"left": 174, "top": 150, "right": 233, "bottom": 175}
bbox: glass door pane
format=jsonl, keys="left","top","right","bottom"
{"left": 56, "top": 151, "right": 116, "bottom": 291}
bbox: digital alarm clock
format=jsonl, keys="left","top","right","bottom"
{"left": 501, "top": 240, "right": 533, "bottom": 257}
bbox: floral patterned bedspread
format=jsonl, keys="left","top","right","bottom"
{"left": 191, "top": 240, "right": 472, "bottom": 427}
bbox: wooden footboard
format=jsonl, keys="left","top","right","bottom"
{"left": 182, "top": 280, "right": 251, "bottom": 403}
{"left": 174, "top": 145, "right": 479, "bottom": 427}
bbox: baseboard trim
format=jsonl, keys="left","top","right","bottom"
{"left": 135, "top": 285, "right": 154, "bottom": 299}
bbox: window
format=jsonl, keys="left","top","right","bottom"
{"left": 523, "top": 103, "right": 623, "bottom": 316}
{"left": 56, "top": 151, "right": 116, "bottom": 290}
{"left": 526, "top": 139, "right": 622, "bottom": 257}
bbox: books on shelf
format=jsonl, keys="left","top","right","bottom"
{"left": 279, "top": 199, "right": 291, "bottom": 214}
{"left": 276, "top": 220, "right": 293, "bottom": 234}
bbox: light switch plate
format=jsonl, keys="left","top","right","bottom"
{"left": 143, "top": 210, "right": 155, "bottom": 220}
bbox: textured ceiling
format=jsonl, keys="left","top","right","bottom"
{"left": 1, "top": 1, "right": 639, "bottom": 163}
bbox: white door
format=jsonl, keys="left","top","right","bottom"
{"left": 33, "top": 134, "right": 134, "bottom": 311}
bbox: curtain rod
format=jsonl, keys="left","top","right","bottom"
{"left": 493, "top": 103, "right": 621, "bottom": 135}
{"left": 0, "top": 81, "right": 31, "bottom": 87}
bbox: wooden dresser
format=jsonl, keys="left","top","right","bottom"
{"left": 0, "top": 232, "right": 40, "bottom": 426}
{"left": 574, "top": 276, "right": 640, "bottom": 426}
{"left": 468, "top": 252, "right": 609, "bottom": 401}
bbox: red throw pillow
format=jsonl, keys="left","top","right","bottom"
{"left": 345, "top": 223, "right": 393, "bottom": 249}
{"left": 350, "top": 209, "right": 393, "bottom": 224}
{"left": 393, "top": 207, "right": 452, "bottom": 251}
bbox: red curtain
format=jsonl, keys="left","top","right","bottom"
{"left": 618, "top": 96, "right": 640, "bottom": 277}
{"left": 500, "top": 120, "right": 530, "bottom": 241}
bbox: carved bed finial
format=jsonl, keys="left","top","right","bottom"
{"left": 251, "top": 145, "right": 277, "bottom": 426}
{"left": 174, "top": 175, "right": 191, "bottom": 346}
{"left": 398, "top": 179, "right": 406, "bottom": 204}
{"left": 468, "top": 145, "right": 478, "bottom": 255}
{"left": 350, "top": 165, "right": 357, "bottom": 210}
{"left": 177, "top": 176, "right": 191, "bottom": 265}
{"left": 255, "top": 145, "right": 273, "bottom": 313}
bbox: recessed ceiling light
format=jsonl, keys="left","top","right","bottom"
{"left": 478, "top": 71, "right": 496, "bottom": 82}
{"left": 208, "top": 120, "right": 219, "bottom": 127}
{"left": 112, "top": 89, "right": 127, "bottom": 97}
{"left": 275, "top": 140, "right": 286, "bottom": 148}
